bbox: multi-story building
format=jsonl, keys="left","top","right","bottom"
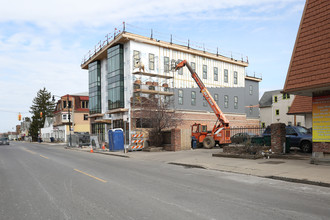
{"left": 53, "top": 93, "right": 90, "bottom": 142}
{"left": 259, "top": 90, "right": 305, "bottom": 128}
{"left": 81, "top": 28, "right": 261, "bottom": 147}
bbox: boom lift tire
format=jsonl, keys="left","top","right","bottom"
{"left": 203, "top": 136, "right": 215, "bottom": 149}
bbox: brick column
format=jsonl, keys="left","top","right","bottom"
{"left": 313, "top": 142, "right": 330, "bottom": 153}
{"left": 171, "top": 128, "right": 181, "bottom": 151}
{"left": 270, "top": 123, "right": 286, "bottom": 154}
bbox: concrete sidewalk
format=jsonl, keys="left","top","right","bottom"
{"left": 68, "top": 146, "right": 330, "bottom": 187}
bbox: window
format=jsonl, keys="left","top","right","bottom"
{"left": 203, "top": 97, "right": 207, "bottom": 107}
{"left": 234, "top": 71, "right": 238, "bottom": 84}
{"left": 249, "top": 85, "right": 253, "bottom": 95}
{"left": 288, "top": 121, "right": 292, "bottom": 126}
{"left": 133, "top": 50, "right": 140, "bottom": 68}
{"left": 89, "top": 60, "right": 101, "bottom": 114}
{"left": 203, "top": 65, "right": 207, "bottom": 79}
{"left": 224, "top": 69, "right": 228, "bottom": 83}
{"left": 249, "top": 104, "right": 253, "bottom": 115}
{"left": 286, "top": 126, "right": 297, "bottom": 135}
{"left": 62, "top": 114, "right": 67, "bottom": 120}
{"left": 107, "top": 44, "right": 124, "bottom": 110}
{"left": 261, "top": 122, "right": 265, "bottom": 128}
{"left": 84, "top": 114, "right": 88, "bottom": 121}
{"left": 81, "top": 101, "right": 89, "bottom": 109}
{"left": 275, "top": 109, "right": 279, "bottom": 115}
{"left": 149, "top": 53, "right": 154, "bottom": 70}
{"left": 191, "top": 91, "right": 196, "bottom": 106}
{"left": 214, "top": 67, "right": 218, "bottom": 81}
{"left": 178, "top": 59, "right": 183, "bottom": 75}
{"left": 234, "top": 96, "right": 238, "bottom": 109}
{"left": 63, "top": 101, "right": 67, "bottom": 109}
{"left": 164, "top": 56, "right": 169, "bottom": 73}
{"left": 224, "top": 95, "right": 229, "bottom": 108}
{"left": 274, "top": 96, "right": 278, "bottom": 103}
{"left": 191, "top": 62, "right": 196, "bottom": 72}
{"left": 283, "top": 93, "right": 290, "bottom": 99}
{"left": 214, "top": 94, "right": 218, "bottom": 104}
{"left": 178, "top": 89, "right": 183, "bottom": 105}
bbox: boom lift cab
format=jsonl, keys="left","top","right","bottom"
{"left": 175, "top": 60, "right": 231, "bottom": 148}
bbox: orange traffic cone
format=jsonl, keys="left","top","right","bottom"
{"left": 90, "top": 147, "right": 94, "bottom": 153}
{"left": 102, "top": 144, "right": 105, "bottom": 150}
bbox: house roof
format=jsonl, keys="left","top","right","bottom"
{"left": 283, "top": 0, "right": 330, "bottom": 96}
{"left": 287, "top": 95, "right": 312, "bottom": 115}
{"left": 259, "top": 89, "right": 282, "bottom": 108}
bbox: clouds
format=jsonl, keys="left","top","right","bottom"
{"left": 1, "top": 1, "right": 304, "bottom": 28}
{"left": 0, "top": 0, "right": 305, "bottom": 132}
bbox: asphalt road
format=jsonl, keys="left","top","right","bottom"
{"left": 1, "top": 142, "right": 330, "bottom": 220}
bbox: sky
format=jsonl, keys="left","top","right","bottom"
{"left": 0, "top": 0, "right": 305, "bottom": 132}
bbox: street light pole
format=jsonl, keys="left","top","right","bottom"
{"left": 67, "top": 94, "right": 72, "bottom": 147}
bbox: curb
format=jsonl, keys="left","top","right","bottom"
{"left": 168, "top": 162, "right": 330, "bottom": 188}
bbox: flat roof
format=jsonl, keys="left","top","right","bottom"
{"left": 81, "top": 32, "right": 249, "bottom": 70}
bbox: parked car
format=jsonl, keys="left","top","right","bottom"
{"left": 262, "top": 126, "right": 312, "bottom": 153}
{"left": 0, "top": 137, "right": 9, "bottom": 145}
{"left": 231, "top": 132, "right": 257, "bottom": 144}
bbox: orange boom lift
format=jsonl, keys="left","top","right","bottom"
{"left": 175, "top": 60, "right": 231, "bottom": 148}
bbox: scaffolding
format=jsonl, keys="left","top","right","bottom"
{"left": 131, "top": 68, "right": 174, "bottom": 150}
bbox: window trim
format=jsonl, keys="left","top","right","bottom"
{"left": 149, "top": 53, "right": 154, "bottom": 70}
{"left": 224, "top": 69, "right": 228, "bottom": 83}
{"left": 203, "top": 65, "right": 207, "bottom": 79}
{"left": 234, "top": 96, "right": 238, "bottom": 109}
{"left": 224, "top": 95, "right": 229, "bottom": 108}
{"left": 275, "top": 109, "right": 280, "bottom": 115}
{"left": 191, "top": 91, "right": 196, "bottom": 106}
{"left": 214, "top": 67, "right": 218, "bottom": 81}
{"left": 164, "top": 56, "right": 170, "bottom": 73}
{"left": 234, "top": 71, "right": 238, "bottom": 84}
{"left": 178, "top": 89, "right": 183, "bottom": 105}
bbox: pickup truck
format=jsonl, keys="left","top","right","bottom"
{"left": 262, "top": 126, "right": 312, "bottom": 153}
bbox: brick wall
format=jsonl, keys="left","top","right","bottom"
{"left": 313, "top": 142, "right": 330, "bottom": 153}
{"left": 171, "top": 128, "right": 181, "bottom": 151}
{"left": 176, "top": 111, "right": 259, "bottom": 130}
{"left": 270, "top": 123, "right": 286, "bottom": 154}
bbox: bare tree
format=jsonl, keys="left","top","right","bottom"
{"left": 133, "top": 95, "right": 181, "bottom": 147}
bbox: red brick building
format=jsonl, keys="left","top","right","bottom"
{"left": 283, "top": 0, "right": 330, "bottom": 155}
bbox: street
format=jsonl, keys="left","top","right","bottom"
{"left": 1, "top": 142, "right": 330, "bottom": 220}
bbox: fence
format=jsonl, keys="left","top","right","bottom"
{"left": 229, "top": 126, "right": 266, "bottom": 145}
{"left": 66, "top": 133, "right": 91, "bottom": 147}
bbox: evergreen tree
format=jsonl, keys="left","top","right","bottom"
{"left": 29, "top": 88, "right": 55, "bottom": 141}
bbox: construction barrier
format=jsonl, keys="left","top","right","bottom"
{"left": 130, "top": 133, "right": 144, "bottom": 151}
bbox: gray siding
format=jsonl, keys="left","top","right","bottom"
{"left": 173, "top": 79, "right": 259, "bottom": 118}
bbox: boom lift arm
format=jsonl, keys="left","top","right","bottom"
{"left": 175, "top": 60, "right": 230, "bottom": 135}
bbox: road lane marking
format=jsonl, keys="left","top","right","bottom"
{"left": 39, "top": 155, "right": 49, "bottom": 159}
{"left": 74, "top": 169, "right": 107, "bottom": 183}
{"left": 24, "top": 148, "right": 36, "bottom": 154}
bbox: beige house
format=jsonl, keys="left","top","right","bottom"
{"left": 53, "top": 93, "right": 90, "bottom": 142}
